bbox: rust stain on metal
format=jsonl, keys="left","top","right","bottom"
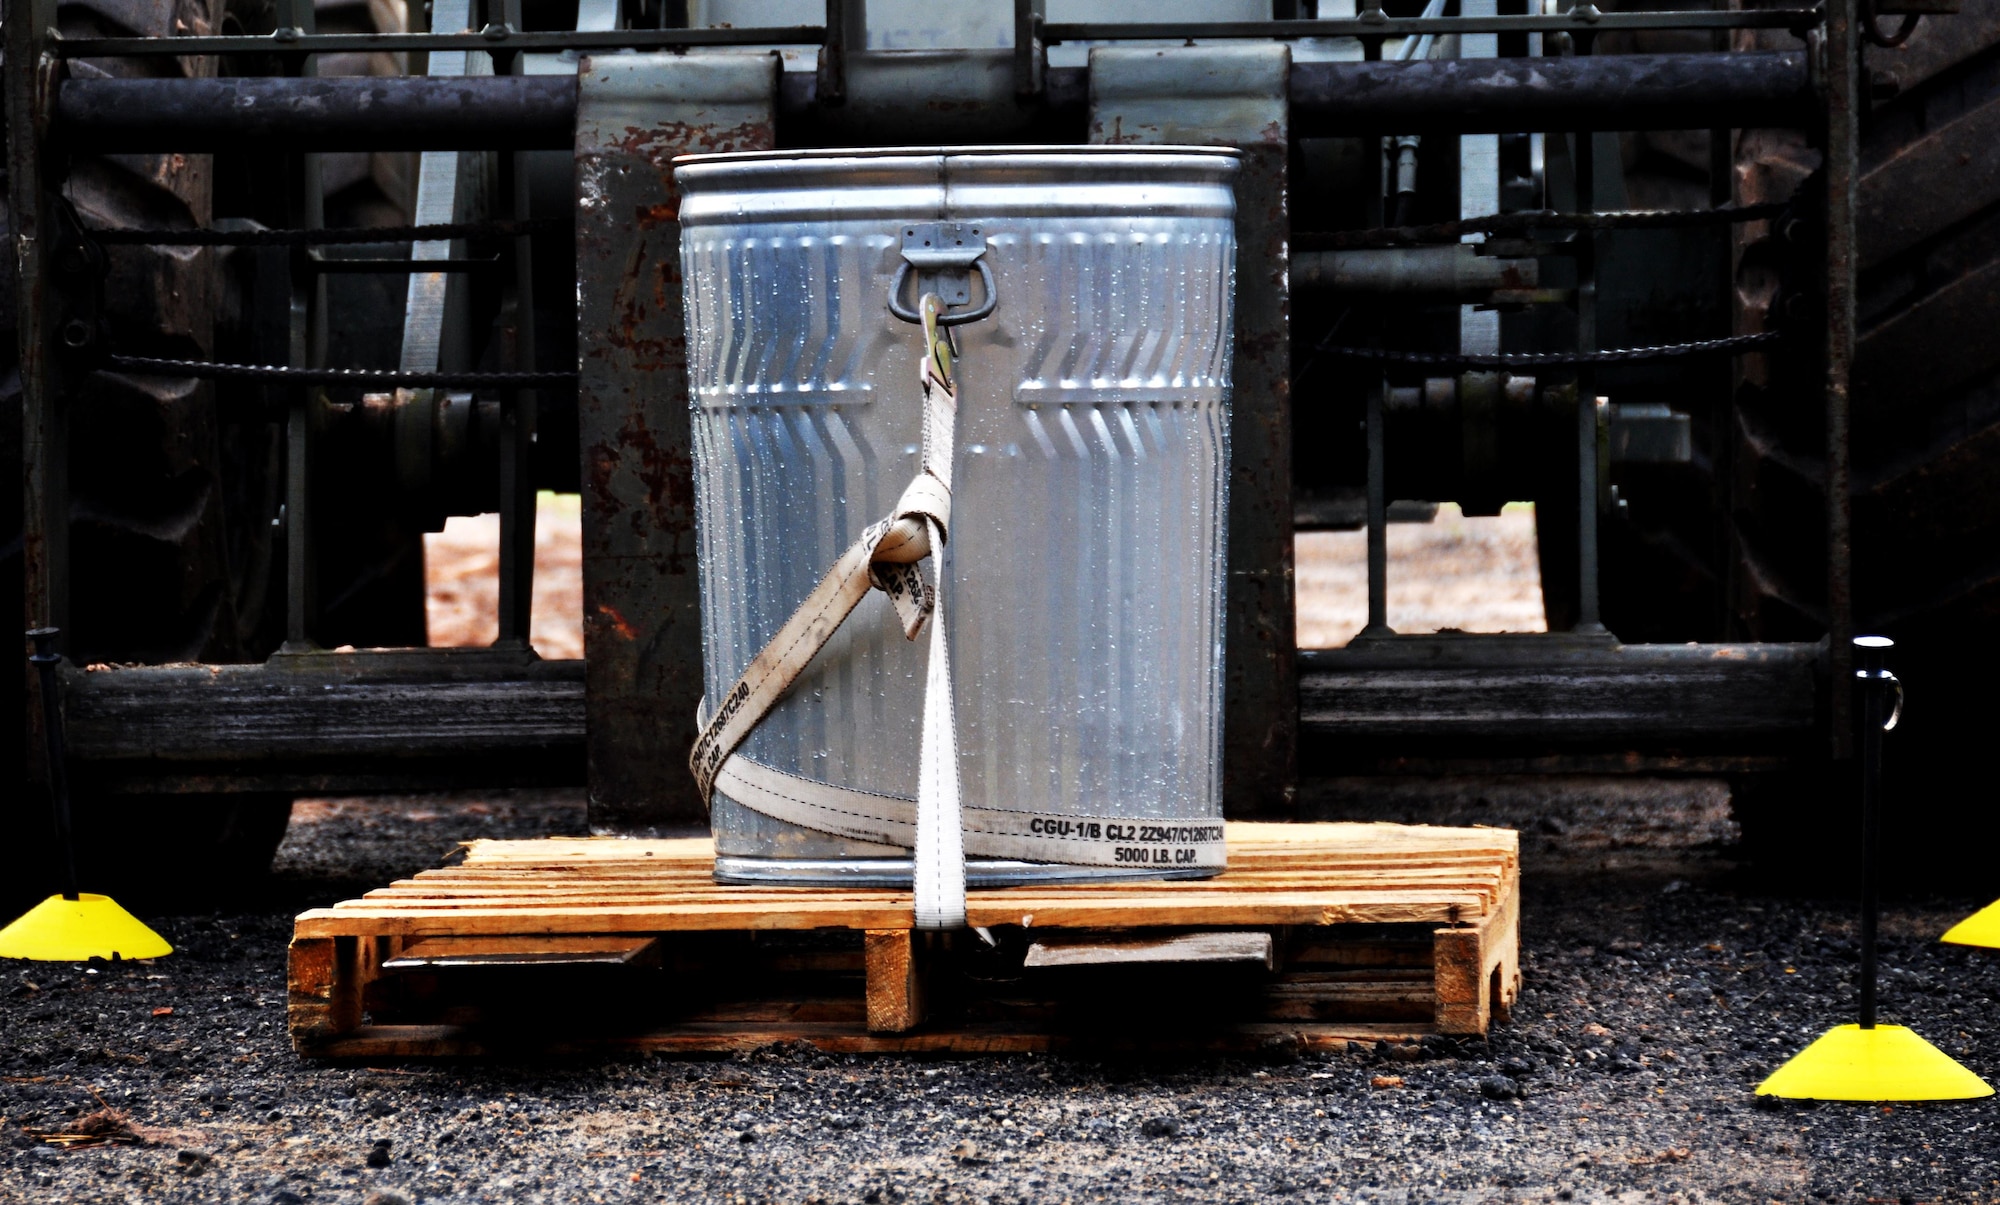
{"left": 605, "top": 235, "right": 673, "bottom": 361}
{"left": 584, "top": 440, "right": 624, "bottom": 519}
{"left": 1088, "top": 116, "right": 1165, "bottom": 146}
{"left": 612, "top": 413, "right": 696, "bottom": 569}
{"left": 616, "top": 119, "right": 775, "bottom": 172}
{"left": 595, "top": 603, "right": 638, "bottom": 642}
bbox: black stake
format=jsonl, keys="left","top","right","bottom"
{"left": 1854, "top": 634, "right": 1901, "bottom": 1031}
{"left": 27, "top": 628, "right": 81, "bottom": 902}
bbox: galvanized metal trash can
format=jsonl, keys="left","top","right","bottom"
{"left": 677, "top": 146, "right": 1239, "bottom": 887}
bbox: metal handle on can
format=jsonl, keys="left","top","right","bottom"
{"left": 888, "top": 222, "right": 997, "bottom": 326}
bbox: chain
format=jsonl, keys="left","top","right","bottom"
{"left": 1325, "top": 331, "right": 1782, "bottom": 369}
{"left": 82, "top": 218, "right": 562, "bottom": 247}
{"left": 1296, "top": 203, "right": 1792, "bottom": 251}
{"left": 104, "top": 355, "right": 576, "bottom": 389}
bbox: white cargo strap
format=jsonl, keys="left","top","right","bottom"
{"left": 689, "top": 295, "right": 1228, "bottom": 923}
{"left": 692, "top": 295, "right": 965, "bottom": 928}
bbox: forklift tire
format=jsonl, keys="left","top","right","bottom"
{"left": 1572, "top": 14, "right": 2000, "bottom": 890}
{"left": 2, "top": 0, "right": 303, "bottom": 908}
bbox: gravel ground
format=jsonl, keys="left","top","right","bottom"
{"left": 7, "top": 787, "right": 2000, "bottom": 1204}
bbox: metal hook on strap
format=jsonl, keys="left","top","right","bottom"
{"left": 888, "top": 222, "right": 997, "bottom": 326}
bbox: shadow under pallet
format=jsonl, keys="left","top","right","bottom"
{"left": 287, "top": 822, "right": 1520, "bottom": 1058}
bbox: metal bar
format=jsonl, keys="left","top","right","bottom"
{"left": 494, "top": 0, "right": 537, "bottom": 651}
{"left": 815, "top": 0, "right": 859, "bottom": 103}
{"left": 1014, "top": 0, "right": 1045, "bottom": 98}
{"left": 56, "top": 642, "right": 1827, "bottom": 789}
{"left": 1298, "top": 639, "right": 1824, "bottom": 744}
{"left": 104, "top": 355, "right": 574, "bottom": 387}
{"left": 58, "top": 653, "right": 586, "bottom": 795}
{"left": 1359, "top": 0, "right": 1385, "bottom": 59}
{"left": 1293, "top": 245, "right": 1540, "bottom": 295}
{"left": 1457, "top": 0, "right": 1500, "bottom": 363}
{"left": 53, "top": 52, "right": 1818, "bottom": 153}
{"left": 1320, "top": 331, "right": 1778, "bottom": 367}
{"left": 49, "top": 11, "right": 1810, "bottom": 59}
{"left": 283, "top": 389, "right": 314, "bottom": 650}
{"left": 90, "top": 219, "right": 558, "bottom": 246}
{"left": 493, "top": 374, "right": 537, "bottom": 645}
{"left": 399, "top": 0, "right": 478, "bottom": 411}
{"left": 56, "top": 76, "right": 580, "bottom": 152}
{"left": 1287, "top": 52, "right": 1815, "bottom": 135}
{"left": 1825, "top": 0, "right": 1859, "bottom": 761}
{"left": 1042, "top": 10, "right": 1818, "bottom": 40}
{"left": 1856, "top": 637, "right": 1888, "bottom": 1029}
{"left": 392, "top": 0, "right": 478, "bottom": 648}
{"left": 52, "top": 24, "right": 827, "bottom": 56}
{"left": 27, "top": 631, "right": 80, "bottom": 899}
{"left": 1364, "top": 381, "right": 1391, "bottom": 637}
{"left": 306, "top": 257, "right": 500, "bottom": 273}
{"left": 13, "top": 0, "right": 65, "bottom": 792}
{"left": 1709, "top": 0, "right": 1736, "bottom": 641}
{"left": 281, "top": 0, "right": 323, "bottom": 653}
{"left": 1297, "top": 202, "right": 1792, "bottom": 252}
{"left": 1574, "top": 120, "right": 1605, "bottom": 634}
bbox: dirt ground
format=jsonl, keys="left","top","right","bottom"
{"left": 7, "top": 790, "right": 2000, "bottom": 1204}
{"left": 9, "top": 505, "right": 1999, "bottom": 1203}
{"left": 1295, "top": 505, "right": 1548, "bottom": 648}
{"left": 423, "top": 494, "right": 584, "bottom": 660}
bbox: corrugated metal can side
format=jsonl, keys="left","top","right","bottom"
{"left": 678, "top": 146, "right": 1238, "bottom": 882}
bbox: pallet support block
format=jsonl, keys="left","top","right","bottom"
{"left": 1433, "top": 883, "right": 1520, "bottom": 1035}
{"left": 864, "top": 930, "right": 926, "bottom": 1034}
{"left": 288, "top": 934, "right": 376, "bottom": 1047}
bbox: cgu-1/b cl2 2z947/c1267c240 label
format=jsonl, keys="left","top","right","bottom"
{"left": 1027, "top": 819, "right": 1225, "bottom": 866}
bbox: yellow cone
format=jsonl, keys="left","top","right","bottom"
{"left": 1757, "top": 1024, "right": 1991, "bottom": 1102}
{"left": 1941, "top": 899, "right": 2000, "bottom": 949}
{"left": 0, "top": 894, "right": 173, "bottom": 962}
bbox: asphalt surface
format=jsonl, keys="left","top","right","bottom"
{"left": 5, "top": 786, "right": 2000, "bottom": 1204}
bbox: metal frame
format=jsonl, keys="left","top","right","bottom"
{"left": 49, "top": 26, "right": 830, "bottom": 57}
{"left": 47, "top": 8, "right": 1817, "bottom": 59}
{"left": 1042, "top": 10, "right": 1821, "bottom": 39}
{"left": 13, "top": 0, "right": 1859, "bottom": 813}
{"left": 570, "top": 51, "right": 778, "bottom": 833}
{"left": 51, "top": 55, "right": 1818, "bottom": 152}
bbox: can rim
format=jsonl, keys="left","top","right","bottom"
{"left": 673, "top": 144, "right": 1243, "bottom": 169}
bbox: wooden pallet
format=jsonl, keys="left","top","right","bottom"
{"left": 288, "top": 822, "right": 1519, "bottom": 1057}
